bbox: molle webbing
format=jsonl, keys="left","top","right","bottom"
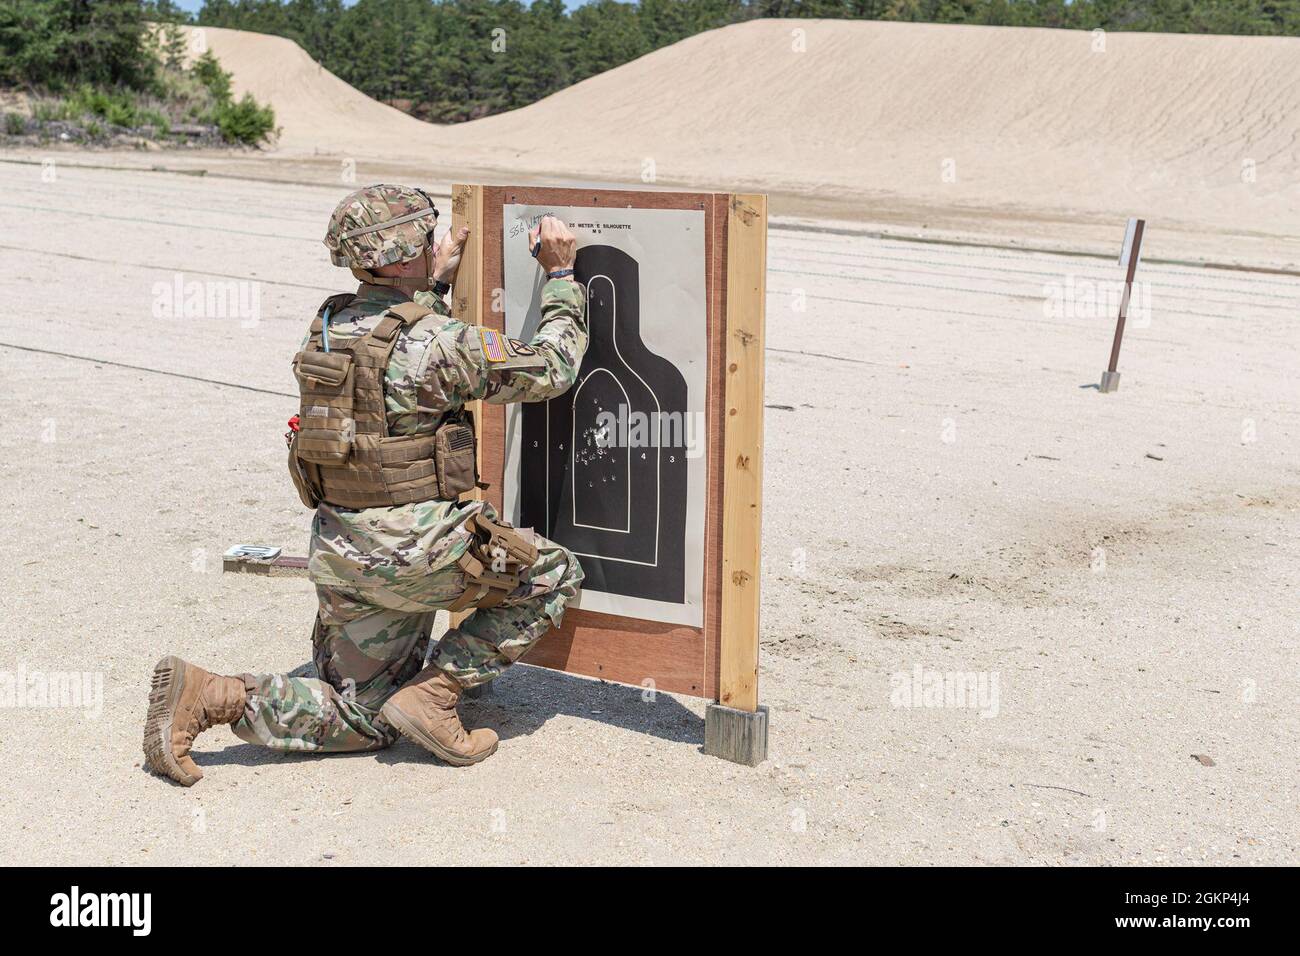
{"left": 293, "top": 300, "right": 458, "bottom": 509}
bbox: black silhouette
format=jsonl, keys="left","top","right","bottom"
{"left": 519, "top": 245, "right": 689, "bottom": 604}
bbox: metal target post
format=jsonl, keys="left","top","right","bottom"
{"left": 1100, "top": 217, "right": 1145, "bottom": 393}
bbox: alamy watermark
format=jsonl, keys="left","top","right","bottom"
{"left": 50, "top": 886, "right": 150, "bottom": 936}
{"left": 890, "top": 664, "right": 1000, "bottom": 718}
{"left": 152, "top": 273, "right": 262, "bottom": 328}
{"left": 1043, "top": 275, "right": 1150, "bottom": 326}
{"left": 0, "top": 666, "right": 103, "bottom": 719}
{"left": 592, "top": 403, "right": 705, "bottom": 460}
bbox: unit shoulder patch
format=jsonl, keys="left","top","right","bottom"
{"left": 476, "top": 327, "right": 546, "bottom": 370}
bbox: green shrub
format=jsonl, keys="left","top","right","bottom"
{"left": 4, "top": 112, "right": 26, "bottom": 135}
{"left": 139, "top": 107, "right": 170, "bottom": 134}
{"left": 68, "top": 86, "right": 140, "bottom": 127}
{"left": 5, "top": 11, "right": 274, "bottom": 147}
{"left": 191, "top": 51, "right": 233, "bottom": 104}
{"left": 31, "top": 98, "right": 72, "bottom": 122}
{"left": 153, "top": 62, "right": 219, "bottom": 126}
{"left": 215, "top": 94, "right": 276, "bottom": 145}
{"left": 107, "top": 99, "right": 136, "bottom": 126}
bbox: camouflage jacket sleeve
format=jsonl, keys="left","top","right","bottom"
{"left": 421, "top": 278, "right": 587, "bottom": 407}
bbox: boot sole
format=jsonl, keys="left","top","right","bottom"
{"left": 142, "top": 656, "right": 198, "bottom": 786}
{"left": 380, "top": 700, "right": 498, "bottom": 767}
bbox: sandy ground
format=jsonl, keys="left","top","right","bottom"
{"left": 0, "top": 160, "right": 1297, "bottom": 865}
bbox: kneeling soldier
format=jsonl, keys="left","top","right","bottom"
{"left": 144, "top": 185, "right": 587, "bottom": 784}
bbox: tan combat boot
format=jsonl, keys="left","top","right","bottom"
{"left": 142, "top": 656, "right": 246, "bottom": 787}
{"left": 380, "top": 666, "right": 498, "bottom": 766}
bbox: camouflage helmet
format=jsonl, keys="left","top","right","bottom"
{"left": 323, "top": 184, "right": 439, "bottom": 270}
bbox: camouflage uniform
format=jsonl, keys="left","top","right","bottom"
{"left": 231, "top": 275, "right": 588, "bottom": 753}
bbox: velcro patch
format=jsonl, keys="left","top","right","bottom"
{"left": 479, "top": 327, "right": 508, "bottom": 363}
{"left": 474, "top": 327, "right": 547, "bottom": 371}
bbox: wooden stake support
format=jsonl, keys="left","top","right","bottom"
{"left": 704, "top": 193, "right": 769, "bottom": 765}
{"left": 704, "top": 703, "right": 770, "bottom": 767}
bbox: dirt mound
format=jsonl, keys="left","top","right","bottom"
{"left": 194, "top": 19, "right": 1300, "bottom": 246}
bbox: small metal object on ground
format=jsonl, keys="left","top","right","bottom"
{"left": 463, "top": 683, "right": 494, "bottom": 700}
{"left": 1099, "top": 370, "right": 1121, "bottom": 393}
{"left": 703, "top": 703, "right": 769, "bottom": 766}
{"left": 223, "top": 545, "right": 309, "bottom": 578}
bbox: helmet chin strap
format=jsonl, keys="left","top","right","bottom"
{"left": 352, "top": 245, "right": 436, "bottom": 296}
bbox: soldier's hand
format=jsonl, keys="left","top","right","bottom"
{"left": 432, "top": 225, "right": 470, "bottom": 284}
{"left": 529, "top": 215, "right": 576, "bottom": 275}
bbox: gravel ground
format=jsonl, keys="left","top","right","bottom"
{"left": 0, "top": 160, "right": 1296, "bottom": 865}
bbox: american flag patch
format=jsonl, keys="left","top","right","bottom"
{"left": 478, "top": 327, "right": 508, "bottom": 363}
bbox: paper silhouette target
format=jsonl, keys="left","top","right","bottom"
{"left": 503, "top": 204, "right": 707, "bottom": 627}
{"left": 519, "top": 245, "right": 689, "bottom": 604}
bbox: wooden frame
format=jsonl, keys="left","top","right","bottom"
{"left": 451, "top": 185, "right": 766, "bottom": 716}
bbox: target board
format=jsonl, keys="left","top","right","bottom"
{"left": 451, "top": 185, "right": 766, "bottom": 708}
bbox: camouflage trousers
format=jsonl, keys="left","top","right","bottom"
{"left": 230, "top": 524, "right": 582, "bottom": 753}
